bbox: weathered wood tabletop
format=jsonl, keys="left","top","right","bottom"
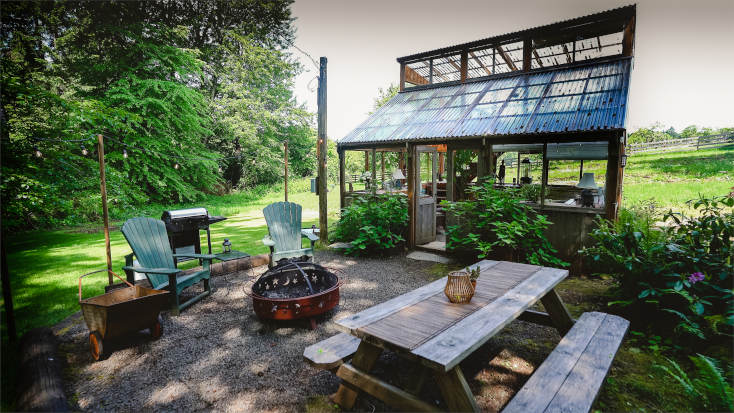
{"left": 333, "top": 259, "right": 574, "bottom": 412}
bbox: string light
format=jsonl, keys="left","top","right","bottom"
{"left": 174, "top": 161, "right": 180, "bottom": 170}
{"left": 34, "top": 146, "right": 42, "bottom": 157}
{"left": 81, "top": 144, "right": 88, "bottom": 155}
{"left": 123, "top": 149, "right": 128, "bottom": 158}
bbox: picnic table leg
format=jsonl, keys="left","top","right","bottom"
{"left": 540, "top": 288, "right": 575, "bottom": 337}
{"left": 434, "top": 365, "right": 480, "bottom": 412}
{"left": 333, "top": 340, "right": 382, "bottom": 410}
{"left": 404, "top": 361, "right": 428, "bottom": 396}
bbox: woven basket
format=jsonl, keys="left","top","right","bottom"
{"left": 444, "top": 270, "right": 475, "bottom": 304}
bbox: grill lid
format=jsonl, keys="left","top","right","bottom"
{"left": 161, "top": 207, "right": 209, "bottom": 223}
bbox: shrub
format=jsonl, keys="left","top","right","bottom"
{"left": 441, "top": 180, "right": 568, "bottom": 267}
{"left": 582, "top": 195, "right": 734, "bottom": 341}
{"left": 332, "top": 193, "right": 408, "bottom": 256}
{"left": 655, "top": 354, "right": 733, "bottom": 412}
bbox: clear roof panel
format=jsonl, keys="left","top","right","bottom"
{"left": 341, "top": 58, "right": 631, "bottom": 144}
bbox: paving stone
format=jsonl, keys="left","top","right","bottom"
{"left": 406, "top": 251, "right": 454, "bottom": 264}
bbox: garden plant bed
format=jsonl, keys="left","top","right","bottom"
{"left": 48, "top": 252, "right": 712, "bottom": 412}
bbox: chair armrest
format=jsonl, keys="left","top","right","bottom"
{"left": 262, "top": 235, "right": 276, "bottom": 247}
{"left": 301, "top": 231, "right": 320, "bottom": 242}
{"left": 122, "top": 266, "right": 180, "bottom": 275}
{"left": 172, "top": 253, "right": 217, "bottom": 260}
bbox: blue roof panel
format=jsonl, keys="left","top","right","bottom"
{"left": 341, "top": 58, "right": 632, "bottom": 144}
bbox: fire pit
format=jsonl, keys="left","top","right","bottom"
{"left": 245, "top": 262, "right": 346, "bottom": 329}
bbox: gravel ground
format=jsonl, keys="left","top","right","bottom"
{"left": 54, "top": 250, "right": 565, "bottom": 412}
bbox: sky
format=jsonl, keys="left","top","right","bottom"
{"left": 288, "top": 0, "right": 733, "bottom": 140}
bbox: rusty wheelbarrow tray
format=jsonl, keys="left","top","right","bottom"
{"left": 79, "top": 270, "right": 169, "bottom": 360}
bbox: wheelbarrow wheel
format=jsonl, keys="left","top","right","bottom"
{"left": 149, "top": 315, "right": 163, "bottom": 339}
{"left": 89, "top": 331, "right": 105, "bottom": 361}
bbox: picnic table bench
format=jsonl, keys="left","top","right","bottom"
{"left": 303, "top": 260, "right": 629, "bottom": 412}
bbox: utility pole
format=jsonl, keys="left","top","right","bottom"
{"left": 317, "top": 57, "right": 328, "bottom": 243}
{"left": 284, "top": 140, "right": 289, "bottom": 202}
{"left": 98, "top": 135, "right": 113, "bottom": 284}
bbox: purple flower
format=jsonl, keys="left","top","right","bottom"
{"left": 688, "top": 272, "right": 705, "bottom": 284}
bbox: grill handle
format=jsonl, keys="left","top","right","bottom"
{"left": 78, "top": 270, "right": 133, "bottom": 302}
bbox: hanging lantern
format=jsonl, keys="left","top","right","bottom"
{"left": 222, "top": 238, "right": 232, "bottom": 253}
{"left": 621, "top": 154, "right": 628, "bottom": 167}
{"left": 33, "top": 146, "right": 42, "bottom": 158}
{"left": 520, "top": 158, "right": 533, "bottom": 184}
{"left": 123, "top": 149, "right": 128, "bottom": 158}
{"left": 218, "top": 164, "right": 222, "bottom": 173}
{"left": 174, "top": 161, "right": 180, "bottom": 170}
{"left": 252, "top": 157, "right": 256, "bottom": 165}
{"left": 81, "top": 144, "right": 88, "bottom": 155}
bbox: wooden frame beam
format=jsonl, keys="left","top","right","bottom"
{"left": 496, "top": 45, "right": 518, "bottom": 71}
{"left": 424, "top": 60, "right": 450, "bottom": 82}
{"left": 470, "top": 51, "right": 492, "bottom": 75}
{"left": 405, "top": 65, "right": 429, "bottom": 86}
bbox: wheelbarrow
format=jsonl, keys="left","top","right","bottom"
{"left": 79, "top": 270, "right": 169, "bottom": 360}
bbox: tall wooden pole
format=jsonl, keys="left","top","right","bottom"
{"left": 317, "top": 57, "right": 328, "bottom": 243}
{"left": 284, "top": 140, "right": 288, "bottom": 202}
{"left": 98, "top": 135, "right": 113, "bottom": 284}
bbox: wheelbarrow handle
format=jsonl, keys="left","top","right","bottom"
{"left": 79, "top": 269, "right": 133, "bottom": 302}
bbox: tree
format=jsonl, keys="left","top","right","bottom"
{"left": 369, "top": 83, "right": 400, "bottom": 114}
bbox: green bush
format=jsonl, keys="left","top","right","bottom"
{"left": 332, "top": 193, "right": 408, "bottom": 256}
{"left": 441, "top": 181, "right": 568, "bottom": 267}
{"left": 582, "top": 195, "right": 734, "bottom": 341}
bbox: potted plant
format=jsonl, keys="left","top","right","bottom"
{"left": 468, "top": 266, "right": 481, "bottom": 288}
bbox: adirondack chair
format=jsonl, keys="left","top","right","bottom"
{"left": 120, "top": 217, "right": 216, "bottom": 316}
{"left": 262, "top": 202, "right": 319, "bottom": 268}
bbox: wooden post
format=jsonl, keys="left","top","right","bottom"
{"left": 486, "top": 143, "right": 494, "bottom": 184}
{"left": 317, "top": 57, "right": 328, "bottom": 243}
{"left": 540, "top": 143, "right": 548, "bottom": 206}
{"left": 446, "top": 149, "right": 454, "bottom": 202}
{"left": 365, "top": 151, "right": 369, "bottom": 172}
{"left": 438, "top": 152, "right": 444, "bottom": 177}
{"left": 1, "top": 229, "right": 17, "bottom": 341}
{"left": 460, "top": 50, "right": 468, "bottom": 83}
{"left": 284, "top": 140, "right": 288, "bottom": 202}
{"left": 98, "top": 135, "right": 113, "bottom": 283}
{"left": 523, "top": 38, "right": 532, "bottom": 72}
{"left": 371, "top": 147, "right": 377, "bottom": 183}
{"left": 339, "top": 146, "right": 346, "bottom": 210}
{"left": 606, "top": 137, "right": 622, "bottom": 221}
{"left": 381, "top": 152, "right": 385, "bottom": 184}
{"left": 407, "top": 144, "right": 415, "bottom": 248}
{"left": 516, "top": 152, "right": 521, "bottom": 184}
{"left": 400, "top": 62, "right": 406, "bottom": 92}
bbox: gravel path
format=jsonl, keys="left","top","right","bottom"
{"left": 54, "top": 251, "right": 566, "bottom": 412}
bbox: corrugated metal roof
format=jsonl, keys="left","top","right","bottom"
{"left": 341, "top": 58, "right": 631, "bottom": 145}
{"left": 396, "top": 5, "right": 635, "bottom": 63}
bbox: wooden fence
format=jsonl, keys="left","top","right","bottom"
{"left": 628, "top": 133, "right": 734, "bottom": 154}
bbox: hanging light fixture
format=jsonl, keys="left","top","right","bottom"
{"left": 33, "top": 146, "right": 42, "bottom": 158}
{"left": 218, "top": 164, "right": 222, "bottom": 173}
{"left": 252, "top": 157, "right": 256, "bottom": 165}
{"left": 174, "top": 161, "right": 180, "bottom": 170}
{"left": 123, "top": 149, "right": 128, "bottom": 158}
{"left": 81, "top": 144, "right": 88, "bottom": 155}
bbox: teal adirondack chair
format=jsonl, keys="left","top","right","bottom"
{"left": 262, "top": 202, "right": 319, "bottom": 268}
{"left": 121, "top": 217, "right": 216, "bottom": 316}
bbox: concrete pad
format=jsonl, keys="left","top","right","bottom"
{"left": 419, "top": 240, "right": 447, "bottom": 251}
{"left": 407, "top": 251, "right": 454, "bottom": 264}
{"left": 329, "top": 242, "right": 352, "bottom": 249}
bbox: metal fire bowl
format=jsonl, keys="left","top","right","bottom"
{"left": 245, "top": 263, "right": 346, "bottom": 320}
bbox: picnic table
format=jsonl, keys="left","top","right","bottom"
{"left": 330, "top": 260, "right": 576, "bottom": 412}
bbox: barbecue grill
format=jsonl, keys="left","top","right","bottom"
{"left": 161, "top": 208, "right": 227, "bottom": 266}
{"left": 245, "top": 262, "right": 346, "bottom": 329}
